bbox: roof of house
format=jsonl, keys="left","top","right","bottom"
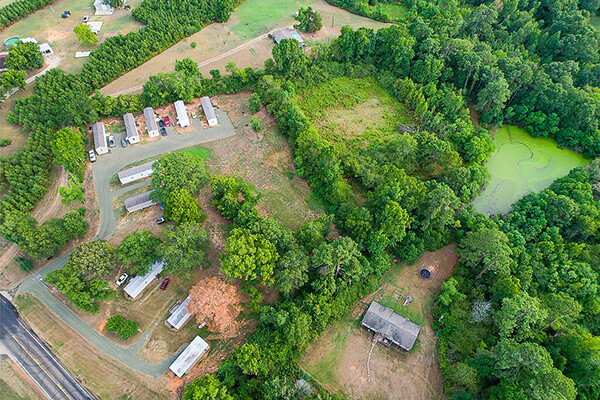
{"left": 123, "top": 113, "right": 139, "bottom": 140}
{"left": 123, "top": 260, "right": 164, "bottom": 299}
{"left": 0, "top": 51, "right": 8, "bottom": 69}
{"left": 92, "top": 122, "right": 107, "bottom": 149}
{"left": 39, "top": 43, "right": 53, "bottom": 54}
{"left": 174, "top": 100, "right": 190, "bottom": 127}
{"left": 200, "top": 96, "right": 217, "bottom": 122}
{"left": 272, "top": 29, "right": 304, "bottom": 45}
{"left": 143, "top": 107, "right": 158, "bottom": 132}
{"left": 117, "top": 160, "right": 155, "bottom": 181}
{"left": 166, "top": 295, "right": 192, "bottom": 330}
{"left": 169, "top": 336, "right": 210, "bottom": 378}
{"left": 94, "top": 0, "right": 113, "bottom": 10}
{"left": 289, "top": 30, "right": 305, "bottom": 44}
{"left": 361, "top": 301, "right": 421, "bottom": 351}
{"left": 124, "top": 190, "right": 156, "bottom": 213}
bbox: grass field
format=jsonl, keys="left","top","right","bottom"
{"left": 0, "top": 360, "right": 38, "bottom": 400}
{"left": 301, "top": 245, "right": 457, "bottom": 400}
{"left": 473, "top": 125, "right": 588, "bottom": 215}
{"left": 298, "top": 77, "right": 412, "bottom": 150}
{"left": 230, "top": 0, "right": 313, "bottom": 39}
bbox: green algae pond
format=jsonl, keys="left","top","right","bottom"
{"left": 473, "top": 125, "right": 588, "bottom": 215}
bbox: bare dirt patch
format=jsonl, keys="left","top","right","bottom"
{"left": 301, "top": 244, "right": 458, "bottom": 400}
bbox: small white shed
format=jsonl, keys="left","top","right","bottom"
{"left": 93, "top": 0, "right": 114, "bottom": 15}
{"left": 174, "top": 100, "right": 190, "bottom": 128}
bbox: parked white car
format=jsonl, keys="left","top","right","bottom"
{"left": 116, "top": 272, "right": 128, "bottom": 286}
{"left": 88, "top": 150, "right": 96, "bottom": 162}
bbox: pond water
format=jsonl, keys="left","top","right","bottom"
{"left": 473, "top": 125, "right": 588, "bottom": 215}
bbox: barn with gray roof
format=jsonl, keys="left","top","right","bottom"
{"left": 361, "top": 301, "right": 421, "bottom": 351}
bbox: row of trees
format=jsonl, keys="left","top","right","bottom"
{"left": 0, "top": 0, "right": 55, "bottom": 29}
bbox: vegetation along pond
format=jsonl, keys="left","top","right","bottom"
{"left": 473, "top": 125, "right": 588, "bottom": 215}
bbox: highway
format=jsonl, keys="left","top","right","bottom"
{"left": 0, "top": 294, "right": 95, "bottom": 400}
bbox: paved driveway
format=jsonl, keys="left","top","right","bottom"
{"left": 10, "top": 109, "right": 236, "bottom": 377}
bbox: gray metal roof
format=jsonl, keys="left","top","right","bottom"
{"left": 169, "top": 336, "right": 209, "bottom": 378}
{"left": 166, "top": 295, "right": 192, "bottom": 330}
{"left": 272, "top": 29, "right": 304, "bottom": 45}
{"left": 124, "top": 190, "right": 156, "bottom": 213}
{"left": 117, "top": 160, "right": 155, "bottom": 181}
{"left": 92, "top": 122, "right": 107, "bottom": 149}
{"left": 200, "top": 96, "right": 216, "bottom": 122}
{"left": 174, "top": 100, "right": 190, "bottom": 127}
{"left": 123, "top": 113, "right": 139, "bottom": 141}
{"left": 123, "top": 260, "right": 163, "bottom": 299}
{"left": 143, "top": 107, "right": 158, "bottom": 132}
{"left": 361, "top": 301, "right": 421, "bottom": 351}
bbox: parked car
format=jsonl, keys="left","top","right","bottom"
{"left": 116, "top": 272, "right": 128, "bottom": 286}
{"left": 61, "top": 13, "right": 68, "bottom": 18}
{"left": 64, "top": 10, "right": 71, "bottom": 14}
{"left": 121, "top": 138, "right": 128, "bottom": 148}
{"left": 88, "top": 150, "right": 96, "bottom": 162}
{"left": 164, "top": 116, "right": 170, "bottom": 126}
{"left": 156, "top": 216, "right": 165, "bottom": 224}
{"left": 160, "top": 278, "right": 170, "bottom": 290}
{"left": 191, "top": 111, "right": 198, "bottom": 119}
{"left": 108, "top": 135, "right": 115, "bottom": 147}
{"left": 158, "top": 119, "right": 165, "bottom": 127}
{"left": 161, "top": 127, "right": 167, "bottom": 136}
{"left": 83, "top": 15, "right": 89, "bottom": 22}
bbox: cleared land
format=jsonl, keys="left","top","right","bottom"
{"left": 0, "top": 358, "right": 41, "bottom": 400}
{"left": 473, "top": 125, "right": 588, "bottom": 215}
{"left": 301, "top": 245, "right": 457, "bottom": 400}
{"left": 100, "top": 0, "right": 390, "bottom": 96}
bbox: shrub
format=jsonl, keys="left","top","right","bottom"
{"left": 191, "top": 41, "right": 197, "bottom": 48}
{"left": 248, "top": 93, "right": 261, "bottom": 113}
{"left": 250, "top": 116, "right": 262, "bottom": 132}
{"left": 0, "top": 138, "right": 12, "bottom": 147}
{"left": 105, "top": 314, "right": 138, "bottom": 340}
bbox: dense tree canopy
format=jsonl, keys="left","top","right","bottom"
{"left": 150, "top": 152, "right": 210, "bottom": 203}
{"left": 117, "top": 230, "right": 162, "bottom": 275}
{"left": 5, "top": 42, "right": 43, "bottom": 70}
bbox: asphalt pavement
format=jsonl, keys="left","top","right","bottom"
{"left": 0, "top": 294, "right": 95, "bottom": 400}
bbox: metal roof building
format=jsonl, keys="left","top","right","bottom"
{"left": 123, "top": 113, "right": 140, "bottom": 144}
{"left": 174, "top": 100, "right": 190, "bottom": 128}
{"left": 92, "top": 122, "right": 108, "bottom": 155}
{"left": 271, "top": 29, "right": 305, "bottom": 46}
{"left": 361, "top": 301, "right": 421, "bottom": 351}
{"left": 123, "top": 260, "right": 164, "bottom": 299}
{"left": 200, "top": 96, "right": 218, "bottom": 127}
{"left": 166, "top": 295, "right": 192, "bottom": 330}
{"left": 117, "top": 160, "right": 155, "bottom": 185}
{"left": 124, "top": 190, "right": 156, "bottom": 213}
{"left": 143, "top": 107, "right": 159, "bottom": 138}
{"left": 169, "top": 336, "right": 210, "bottom": 378}
{"left": 94, "top": 0, "right": 114, "bottom": 15}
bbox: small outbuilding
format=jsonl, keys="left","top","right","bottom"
{"left": 39, "top": 43, "right": 53, "bottom": 55}
{"left": 200, "top": 96, "right": 218, "bottom": 127}
{"left": 92, "top": 122, "right": 108, "bottom": 155}
{"left": 166, "top": 295, "right": 192, "bottom": 330}
{"left": 124, "top": 190, "right": 156, "bottom": 213}
{"left": 88, "top": 21, "right": 103, "bottom": 34}
{"left": 169, "top": 336, "right": 210, "bottom": 378}
{"left": 93, "top": 0, "right": 114, "bottom": 15}
{"left": 117, "top": 160, "right": 155, "bottom": 185}
{"left": 123, "top": 113, "right": 140, "bottom": 144}
{"left": 123, "top": 260, "right": 164, "bottom": 299}
{"left": 361, "top": 301, "right": 421, "bottom": 351}
{"left": 143, "top": 107, "right": 159, "bottom": 138}
{"left": 271, "top": 29, "right": 305, "bottom": 47}
{"left": 0, "top": 51, "right": 8, "bottom": 72}
{"left": 174, "top": 100, "right": 190, "bottom": 128}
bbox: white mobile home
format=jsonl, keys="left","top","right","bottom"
{"left": 123, "top": 113, "right": 140, "bottom": 144}
{"left": 124, "top": 190, "right": 156, "bottom": 213}
{"left": 92, "top": 122, "right": 108, "bottom": 155}
{"left": 123, "top": 260, "right": 164, "bottom": 299}
{"left": 169, "top": 336, "right": 210, "bottom": 378}
{"left": 200, "top": 96, "right": 218, "bottom": 127}
{"left": 174, "top": 100, "right": 191, "bottom": 128}
{"left": 117, "top": 160, "right": 155, "bottom": 185}
{"left": 143, "top": 107, "right": 159, "bottom": 138}
{"left": 166, "top": 295, "right": 192, "bottom": 330}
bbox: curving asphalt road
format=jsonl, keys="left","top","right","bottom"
{"left": 8, "top": 109, "right": 236, "bottom": 379}
{"left": 0, "top": 294, "right": 95, "bottom": 400}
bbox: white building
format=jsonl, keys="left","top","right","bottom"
{"left": 200, "top": 96, "right": 218, "bottom": 127}
{"left": 92, "top": 122, "right": 108, "bottom": 155}
{"left": 123, "top": 260, "right": 163, "bottom": 299}
{"left": 88, "top": 21, "right": 103, "bottom": 34}
{"left": 117, "top": 160, "right": 155, "bottom": 184}
{"left": 174, "top": 100, "right": 190, "bottom": 128}
{"left": 93, "top": 0, "right": 114, "bottom": 15}
{"left": 39, "top": 43, "right": 53, "bottom": 55}
{"left": 143, "top": 107, "right": 159, "bottom": 138}
{"left": 124, "top": 190, "right": 156, "bottom": 213}
{"left": 123, "top": 113, "right": 140, "bottom": 144}
{"left": 166, "top": 295, "right": 192, "bottom": 330}
{"left": 169, "top": 336, "right": 210, "bottom": 378}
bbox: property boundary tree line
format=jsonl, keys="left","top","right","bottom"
{"left": 0, "top": 0, "right": 56, "bottom": 30}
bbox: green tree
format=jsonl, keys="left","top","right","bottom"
{"left": 1, "top": 69, "right": 26, "bottom": 90}
{"left": 250, "top": 116, "right": 262, "bottom": 132}
{"left": 183, "top": 374, "right": 233, "bottom": 400}
{"left": 457, "top": 227, "right": 512, "bottom": 281}
{"left": 275, "top": 245, "right": 310, "bottom": 295}
{"left": 5, "top": 42, "right": 43, "bottom": 70}
{"left": 235, "top": 343, "right": 262, "bottom": 375}
{"left": 118, "top": 230, "right": 162, "bottom": 275}
{"left": 69, "top": 240, "right": 118, "bottom": 279}
{"left": 151, "top": 152, "right": 210, "bottom": 203}
{"left": 175, "top": 57, "right": 201, "bottom": 76}
{"left": 73, "top": 23, "right": 98, "bottom": 46}
{"left": 164, "top": 189, "right": 206, "bottom": 224}
{"left": 496, "top": 292, "right": 548, "bottom": 342}
{"left": 58, "top": 177, "right": 85, "bottom": 205}
{"left": 50, "top": 128, "right": 86, "bottom": 178}
{"left": 220, "top": 228, "right": 279, "bottom": 285}
{"left": 294, "top": 6, "right": 322, "bottom": 33}
{"left": 160, "top": 223, "right": 208, "bottom": 274}
{"left": 248, "top": 93, "right": 261, "bottom": 113}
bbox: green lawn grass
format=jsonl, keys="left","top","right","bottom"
{"left": 182, "top": 146, "right": 212, "bottom": 160}
{"left": 229, "top": 0, "right": 313, "bottom": 39}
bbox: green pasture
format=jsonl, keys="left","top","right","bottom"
{"left": 230, "top": 0, "right": 313, "bottom": 39}
{"left": 473, "top": 125, "right": 588, "bottom": 215}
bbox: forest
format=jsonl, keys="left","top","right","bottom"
{"left": 0, "top": 0, "right": 599, "bottom": 397}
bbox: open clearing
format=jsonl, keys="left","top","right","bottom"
{"left": 473, "top": 125, "right": 588, "bottom": 215}
{"left": 301, "top": 244, "right": 457, "bottom": 400}
{"left": 15, "top": 294, "right": 175, "bottom": 400}
{"left": 100, "top": 0, "right": 389, "bottom": 96}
